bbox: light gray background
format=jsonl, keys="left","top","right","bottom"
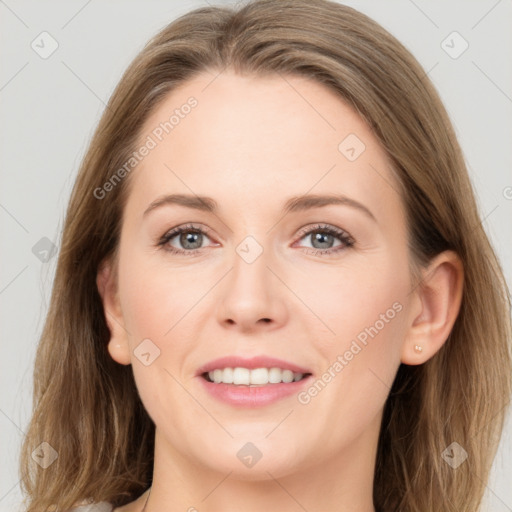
{"left": 1, "top": 1, "right": 511, "bottom": 511}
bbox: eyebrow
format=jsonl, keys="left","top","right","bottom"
{"left": 143, "top": 193, "right": 376, "bottom": 221}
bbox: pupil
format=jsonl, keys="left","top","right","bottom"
{"left": 181, "top": 231, "right": 202, "bottom": 249}
{"left": 312, "top": 231, "right": 333, "bottom": 249}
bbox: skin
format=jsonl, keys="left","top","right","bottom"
{"left": 97, "top": 70, "right": 463, "bottom": 512}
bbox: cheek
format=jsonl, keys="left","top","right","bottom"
{"left": 116, "top": 246, "right": 205, "bottom": 397}
{"left": 298, "top": 275, "right": 407, "bottom": 444}
{"left": 116, "top": 250, "right": 197, "bottom": 428}
{"left": 304, "top": 250, "right": 410, "bottom": 408}
{"left": 120, "top": 278, "right": 170, "bottom": 340}
{"left": 314, "top": 256, "right": 408, "bottom": 348}
{"left": 117, "top": 246, "right": 193, "bottom": 340}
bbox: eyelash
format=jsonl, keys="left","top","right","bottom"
{"left": 156, "top": 222, "right": 355, "bottom": 257}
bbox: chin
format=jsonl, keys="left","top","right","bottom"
{"left": 191, "top": 440, "right": 305, "bottom": 481}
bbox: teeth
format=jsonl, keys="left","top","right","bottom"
{"left": 250, "top": 368, "right": 268, "bottom": 385}
{"left": 268, "top": 367, "right": 282, "bottom": 383}
{"left": 222, "top": 367, "right": 234, "bottom": 384}
{"left": 233, "top": 367, "right": 250, "bottom": 385}
{"left": 207, "top": 367, "right": 305, "bottom": 385}
{"left": 282, "top": 369, "right": 294, "bottom": 383}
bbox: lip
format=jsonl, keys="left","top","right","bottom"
{"left": 196, "top": 355, "right": 312, "bottom": 376}
{"left": 198, "top": 376, "right": 313, "bottom": 407}
{"left": 195, "top": 355, "right": 313, "bottom": 408}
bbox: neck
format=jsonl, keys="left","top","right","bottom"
{"left": 144, "top": 417, "right": 380, "bottom": 512}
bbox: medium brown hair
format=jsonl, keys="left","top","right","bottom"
{"left": 20, "top": 1, "right": 512, "bottom": 510}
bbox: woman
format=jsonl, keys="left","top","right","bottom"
{"left": 19, "top": 0, "right": 511, "bottom": 511}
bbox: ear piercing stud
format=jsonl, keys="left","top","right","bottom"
{"left": 414, "top": 345, "right": 423, "bottom": 353}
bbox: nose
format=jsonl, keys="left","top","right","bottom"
{"left": 216, "top": 241, "right": 289, "bottom": 333}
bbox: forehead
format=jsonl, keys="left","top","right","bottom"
{"left": 126, "top": 70, "right": 403, "bottom": 223}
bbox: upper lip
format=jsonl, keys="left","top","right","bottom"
{"left": 196, "top": 356, "right": 312, "bottom": 376}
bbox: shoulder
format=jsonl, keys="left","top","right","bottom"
{"left": 68, "top": 502, "right": 114, "bottom": 512}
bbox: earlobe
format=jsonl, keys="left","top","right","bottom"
{"left": 107, "top": 339, "right": 132, "bottom": 366}
{"left": 96, "top": 258, "right": 132, "bottom": 366}
{"left": 401, "top": 250, "right": 464, "bottom": 365}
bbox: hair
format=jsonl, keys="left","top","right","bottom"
{"left": 19, "top": 0, "right": 512, "bottom": 510}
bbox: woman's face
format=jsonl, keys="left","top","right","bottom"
{"left": 102, "top": 70, "right": 418, "bottom": 480}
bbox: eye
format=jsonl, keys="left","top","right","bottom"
{"left": 157, "top": 223, "right": 217, "bottom": 256}
{"left": 157, "top": 222, "right": 355, "bottom": 257}
{"left": 294, "top": 223, "right": 354, "bottom": 256}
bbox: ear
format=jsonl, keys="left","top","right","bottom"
{"left": 401, "top": 250, "right": 464, "bottom": 365}
{"left": 96, "top": 256, "right": 131, "bottom": 365}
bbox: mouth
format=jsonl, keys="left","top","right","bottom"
{"left": 201, "top": 367, "right": 312, "bottom": 386}
{"left": 196, "top": 356, "right": 313, "bottom": 407}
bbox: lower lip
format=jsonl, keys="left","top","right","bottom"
{"left": 197, "top": 375, "right": 312, "bottom": 407}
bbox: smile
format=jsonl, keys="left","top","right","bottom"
{"left": 204, "top": 367, "right": 308, "bottom": 386}
{"left": 196, "top": 356, "right": 313, "bottom": 407}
